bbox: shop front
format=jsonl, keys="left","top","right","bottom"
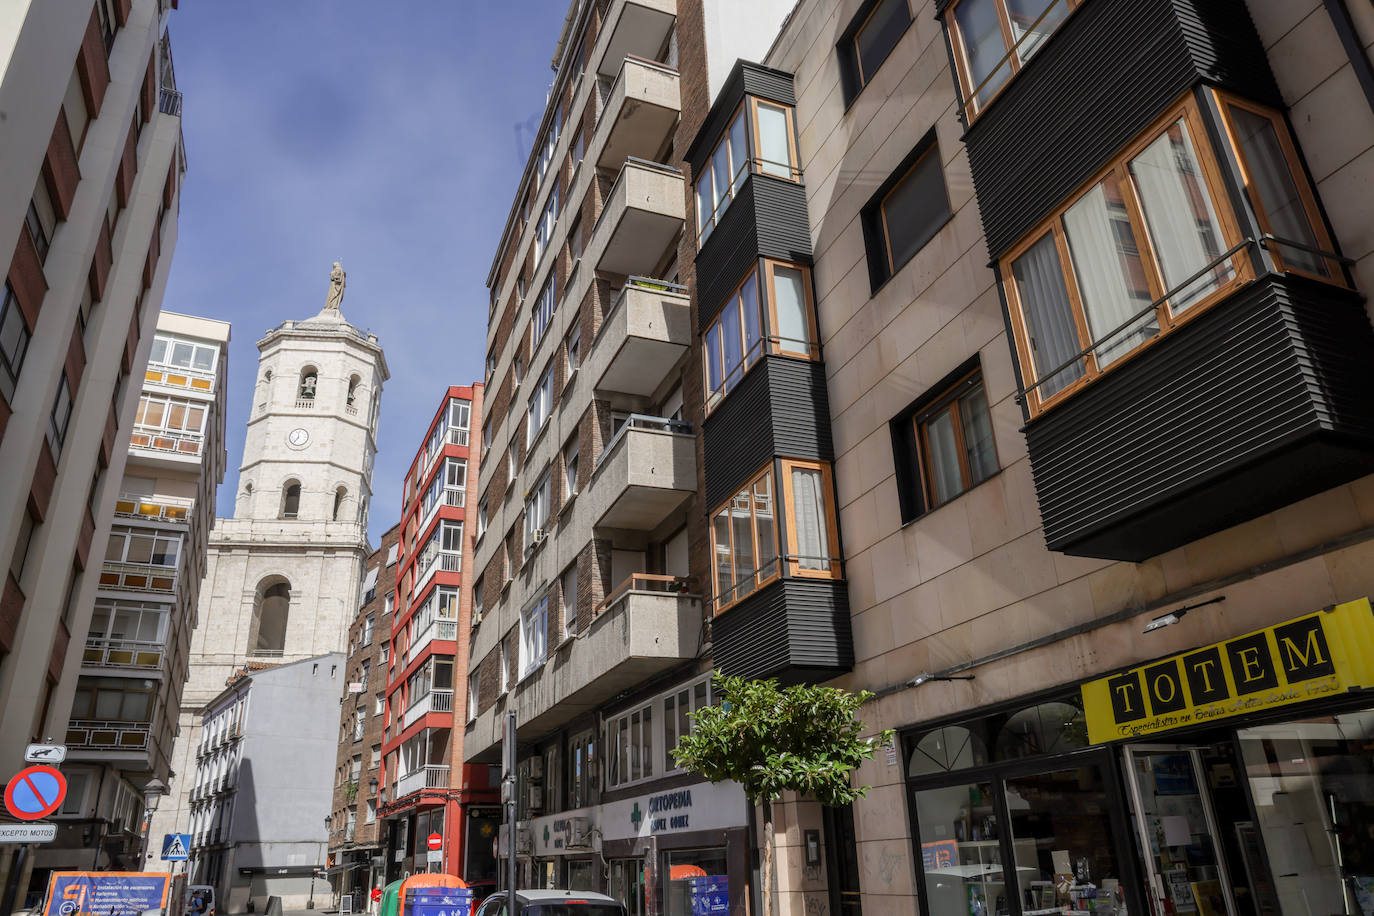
{"left": 902, "top": 599, "right": 1374, "bottom": 916}
{"left": 517, "top": 778, "right": 750, "bottom": 915}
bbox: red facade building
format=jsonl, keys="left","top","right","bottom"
{"left": 379, "top": 384, "right": 498, "bottom": 887}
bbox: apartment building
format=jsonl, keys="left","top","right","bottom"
{"left": 33, "top": 312, "right": 228, "bottom": 880}
{"left": 327, "top": 523, "right": 400, "bottom": 902}
{"left": 379, "top": 386, "right": 498, "bottom": 885}
{"left": 680, "top": 0, "right": 1374, "bottom": 913}
{"left": 464, "top": 1, "right": 838, "bottom": 912}
{"left": 0, "top": 0, "right": 187, "bottom": 901}
{"left": 183, "top": 653, "right": 345, "bottom": 913}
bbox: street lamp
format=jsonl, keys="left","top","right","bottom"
{"left": 311, "top": 815, "right": 331, "bottom": 911}
{"left": 139, "top": 778, "right": 167, "bottom": 866}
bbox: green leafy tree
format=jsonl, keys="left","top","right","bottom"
{"left": 672, "top": 672, "right": 894, "bottom": 916}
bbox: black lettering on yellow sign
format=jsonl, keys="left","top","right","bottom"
{"left": 1183, "top": 646, "right": 1228, "bottom": 704}
{"left": 1273, "top": 615, "right": 1334, "bottom": 680}
{"left": 1144, "top": 659, "right": 1187, "bottom": 714}
{"left": 1108, "top": 672, "right": 1145, "bottom": 723}
{"left": 1226, "top": 632, "right": 1278, "bottom": 694}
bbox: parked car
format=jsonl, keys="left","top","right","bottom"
{"left": 472, "top": 890, "right": 626, "bottom": 916}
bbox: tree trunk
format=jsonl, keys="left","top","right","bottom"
{"left": 761, "top": 796, "right": 775, "bottom": 916}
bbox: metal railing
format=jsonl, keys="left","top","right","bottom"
{"left": 443, "top": 488, "right": 466, "bottom": 508}
{"left": 403, "top": 688, "right": 453, "bottom": 727}
{"left": 129, "top": 428, "right": 203, "bottom": 457}
{"left": 448, "top": 427, "right": 469, "bottom": 446}
{"left": 395, "top": 764, "right": 450, "bottom": 799}
{"left": 66, "top": 719, "right": 151, "bottom": 750}
{"left": 595, "top": 414, "right": 692, "bottom": 467}
{"left": 159, "top": 87, "right": 182, "bottom": 116}
{"left": 593, "top": 573, "right": 693, "bottom": 618}
{"left": 99, "top": 561, "right": 177, "bottom": 593}
{"left": 113, "top": 496, "right": 193, "bottom": 524}
{"left": 246, "top": 647, "right": 285, "bottom": 658}
{"left": 410, "top": 618, "right": 457, "bottom": 658}
{"left": 144, "top": 365, "right": 215, "bottom": 393}
{"left": 83, "top": 637, "right": 164, "bottom": 669}
{"left": 346, "top": 404, "right": 359, "bottom": 416}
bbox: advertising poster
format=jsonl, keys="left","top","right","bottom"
{"left": 45, "top": 872, "right": 170, "bottom": 916}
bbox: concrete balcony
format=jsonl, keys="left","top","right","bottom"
{"left": 590, "top": 278, "right": 691, "bottom": 396}
{"left": 99, "top": 561, "right": 177, "bottom": 594}
{"left": 415, "top": 550, "right": 461, "bottom": 597}
{"left": 66, "top": 719, "right": 151, "bottom": 754}
{"left": 592, "top": 158, "right": 685, "bottom": 277}
{"left": 82, "top": 637, "right": 164, "bottom": 670}
{"left": 112, "top": 495, "right": 193, "bottom": 526}
{"left": 144, "top": 364, "right": 215, "bottom": 395}
{"left": 404, "top": 688, "right": 454, "bottom": 729}
{"left": 595, "top": 56, "right": 680, "bottom": 171}
{"left": 467, "top": 580, "right": 699, "bottom": 760}
{"left": 128, "top": 427, "right": 203, "bottom": 467}
{"left": 395, "top": 764, "right": 450, "bottom": 801}
{"left": 409, "top": 618, "right": 457, "bottom": 661}
{"left": 591, "top": 416, "right": 695, "bottom": 530}
{"left": 593, "top": 0, "right": 677, "bottom": 78}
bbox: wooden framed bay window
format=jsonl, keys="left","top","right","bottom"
{"left": 703, "top": 260, "right": 820, "bottom": 411}
{"left": 1004, "top": 91, "right": 1342, "bottom": 417}
{"left": 695, "top": 97, "right": 802, "bottom": 246}
{"left": 947, "top": 0, "right": 1082, "bottom": 122}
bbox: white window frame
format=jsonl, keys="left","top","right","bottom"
{"left": 518, "top": 595, "right": 548, "bottom": 681}
{"left": 604, "top": 702, "right": 655, "bottom": 790}
{"left": 524, "top": 470, "right": 550, "bottom": 549}
{"left": 526, "top": 366, "right": 554, "bottom": 446}
{"left": 531, "top": 276, "right": 556, "bottom": 348}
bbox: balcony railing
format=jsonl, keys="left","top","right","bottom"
{"left": 395, "top": 764, "right": 450, "bottom": 799}
{"left": 409, "top": 618, "right": 457, "bottom": 661}
{"left": 128, "top": 428, "right": 203, "bottom": 457}
{"left": 246, "top": 647, "right": 285, "bottom": 658}
{"left": 113, "top": 495, "right": 193, "bottom": 524}
{"left": 144, "top": 365, "right": 215, "bottom": 393}
{"left": 99, "top": 561, "right": 176, "bottom": 593}
{"left": 403, "top": 689, "right": 454, "bottom": 728}
{"left": 448, "top": 428, "right": 469, "bottom": 447}
{"left": 416, "top": 550, "right": 461, "bottom": 594}
{"left": 444, "top": 488, "right": 465, "bottom": 508}
{"left": 295, "top": 398, "right": 314, "bottom": 409}
{"left": 66, "top": 719, "right": 151, "bottom": 750}
{"left": 83, "top": 637, "right": 164, "bottom": 669}
{"left": 159, "top": 87, "right": 182, "bottom": 116}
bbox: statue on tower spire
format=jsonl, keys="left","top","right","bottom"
{"left": 325, "top": 261, "right": 346, "bottom": 312}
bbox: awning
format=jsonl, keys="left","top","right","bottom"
{"left": 386, "top": 544, "right": 399, "bottom": 567}
{"left": 361, "top": 566, "right": 379, "bottom": 594}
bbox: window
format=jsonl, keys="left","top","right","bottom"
{"left": 514, "top": 349, "right": 525, "bottom": 386}
{"left": 537, "top": 105, "right": 562, "bottom": 185}
{"left": 524, "top": 470, "right": 550, "bottom": 548}
{"left": 507, "top": 437, "right": 520, "bottom": 479}
{"left": 565, "top": 323, "right": 581, "bottom": 376}
{"left": 48, "top": 373, "right": 73, "bottom": 459}
{"left": 365, "top": 799, "right": 377, "bottom": 824}
{"left": 482, "top": 417, "right": 492, "bottom": 450}
{"left": 531, "top": 276, "right": 556, "bottom": 348}
{"left": 535, "top": 184, "right": 560, "bottom": 262}
{"left": 605, "top": 703, "right": 653, "bottom": 788}
{"left": 347, "top": 375, "right": 361, "bottom": 406}
{"left": 695, "top": 106, "right": 749, "bottom": 244}
{"left": 560, "top": 563, "right": 578, "bottom": 635}
{"left": 780, "top": 459, "right": 841, "bottom": 578}
{"left": 0, "top": 282, "right": 32, "bottom": 401}
{"left": 947, "top": 0, "right": 1078, "bottom": 121}
{"left": 416, "top": 520, "right": 462, "bottom": 574}
{"left": 567, "top": 215, "right": 584, "bottom": 264}
{"left": 385, "top": 591, "right": 394, "bottom": 615}
{"left": 87, "top": 598, "right": 169, "bottom": 644}
{"left": 526, "top": 365, "right": 554, "bottom": 445}
{"left": 562, "top": 436, "right": 579, "bottom": 501}
{"left": 920, "top": 370, "right": 997, "bottom": 509}
{"left": 499, "top": 638, "right": 510, "bottom": 694}
{"left": 71, "top": 677, "right": 154, "bottom": 723}
{"left": 374, "top": 694, "right": 384, "bottom": 716}
{"left": 861, "top": 135, "right": 952, "bottom": 290}
{"left": 281, "top": 482, "right": 301, "bottom": 519}
{"left": 362, "top": 614, "right": 375, "bottom": 646}
{"left": 1000, "top": 93, "right": 1300, "bottom": 416}
{"left": 149, "top": 335, "right": 218, "bottom": 373}
{"left": 467, "top": 670, "right": 479, "bottom": 720}
{"left": 570, "top": 128, "right": 585, "bottom": 169}
{"left": 839, "top": 0, "right": 913, "bottom": 104}
{"left": 663, "top": 678, "right": 712, "bottom": 772}
{"left": 703, "top": 260, "right": 819, "bottom": 410}
{"left": 473, "top": 575, "right": 485, "bottom": 622}
{"left": 333, "top": 487, "right": 346, "bottom": 520}
{"left": 751, "top": 98, "right": 799, "bottom": 181}
{"left": 27, "top": 178, "right": 56, "bottom": 264}
{"left": 95, "top": 0, "right": 116, "bottom": 51}
{"left": 298, "top": 367, "right": 317, "bottom": 401}
{"left": 477, "top": 495, "right": 489, "bottom": 539}
{"left": 709, "top": 466, "right": 779, "bottom": 613}
{"left": 568, "top": 730, "right": 595, "bottom": 808}
{"left": 519, "top": 595, "right": 548, "bottom": 680}
{"left": 133, "top": 394, "right": 207, "bottom": 438}
{"left": 105, "top": 526, "right": 181, "bottom": 567}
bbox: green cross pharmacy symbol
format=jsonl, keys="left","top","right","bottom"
{"left": 544, "top": 825, "right": 550, "bottom": 844}
{"left": 630, "top": 802, "right": 643, "bottom": 829}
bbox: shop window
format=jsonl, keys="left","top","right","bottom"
{"left": 947, "top": 0, "right": 1080, "bottom": 122}
{"left": 703, "top": 260, "right": 819, "bottom": 412}
{"left": 861, "top": 132, "right": 952, "bottom": 291}
{"left": 838, "top": 0, "right": 914, "bottom": 106}
{"left": 609, "top": 858, "right": 647, "bottom": 916}
{"left": 664, "top": 848, "right": 729, "bottom": 916}
{"left": 695, "top": 98, "right": 801, "bottom": 245}
{"left": 709, "top": 466, "right": 780, "bottom": 613}
{"left": 605, "top": 703, "right": 653, "bottom": 789}
{"left": 893, "top": 365, "right": 999, "bottom": 522}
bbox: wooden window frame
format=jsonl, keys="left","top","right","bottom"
{"left": 1213, "top": 88, "right": 1346, "bottom": 287}
{"left": 695, "top": 101, "right": 747, "bottom": 243}
{"left": 708, "top": 464, "right": 780, "bottom": 616}
{"left": 702, "top": 268, "right": 764, "bottom": 411}
{"left": 878, "top": 142, "right": 952, "bottom": 276}
{"left": 779, "top": 459, "right": 841, "bottom": 579}
{"left": 1001, "top": 93, "right": 1252, "bottom": 418}
{"left": 946, "top": 0, "right": 1085, "bottom": 124}
{"left": 748, "top": 97, "right": 802, "bottom": 182}
{"left": 762, "top": 259, "right": 821, "bottom": 360}
{"left": 851, "top": 0, "right": 914, "bottom": 89}
{"left": 912, "top": 368, "right": 999, "bottom": 511}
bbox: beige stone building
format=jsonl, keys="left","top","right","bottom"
{"left": 0, "top": 0, "right": 188, "bottom": 903}
{"left": 151, "top": 291, "right": 388, "bottom": 871}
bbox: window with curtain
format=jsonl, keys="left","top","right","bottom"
{"left": 782, "top": 460, "right": 841, "bottom": 577}
{"left": 1002, "top": 94, "right": 1279, "bottom": 416}
{"left": 709, "top": 466, "right": 779, "bottom": 613}
{"left": 947, "top": 0, "right": 1078, "bottom": 120}
{"left": 913, "top": 370, "right": 998, "bottom": 509}
{"left": 752, "top": 100, "right": 797, "bottom": 179}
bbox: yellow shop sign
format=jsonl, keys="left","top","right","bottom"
{"left": 1082, "top": 598, "right": 1374, "bottom": 744}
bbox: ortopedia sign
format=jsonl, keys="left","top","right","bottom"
{"left": 1081, "top": 598, "right": 1374, "bottom": 744}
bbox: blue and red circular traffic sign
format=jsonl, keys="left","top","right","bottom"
{"left": 5, "top": 765, "right": 66, "bottom": 820}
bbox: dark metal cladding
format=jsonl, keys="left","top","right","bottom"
{"left": 696, "top": 175, "right": 814, "bottom": 327}
{"left": 960, "top": 0, "right": 1281, "bottom": 260}
{"left": 711, "top": 578, "right": 854, "bottom": 685}
{"left": 684, "top": 60, "right": 798, "bottom": 175}
{"left": 1026, "top": 276, "right": 1374, "bottom": 561}
{"left": 702, "top": 358, "right": 834, "bottom": 508}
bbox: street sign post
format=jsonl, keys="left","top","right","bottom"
{"left": 161, "top": 834, "right": 191, "bottom": 861}
{"left": 0, "top": 823, "right": 57, "bottom": 843}
{"left": 23, "top": 745, "right": 66, "bottom": 764}
{"left": 4, "top": 765, "right": 67, "bottom": 821}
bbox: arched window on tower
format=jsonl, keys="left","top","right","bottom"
{"left": 251, "top": 578, "right": 291, "bottom": 654}
{"left": 298, "top": 366, "right": 318, "bottom": 403}
{"left": 347, "top": 375, "right": 361, "bottom": 410}
{"left": 333, "top": 487, "right": 346, "bottom": 520}
{"left": 281, "top": 480, "right": 301, "bottom": 519}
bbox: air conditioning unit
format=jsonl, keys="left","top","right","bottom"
{"left": 516, "top": 826, "right": 533, "bottom": 856}
{"left": 529, "top": 756, "right": 544, "bottom": 779}
{"left": 471, "top": 610, "right": 483, "bottom": 626}
{"left": 531, "top": 528, "right": 548, "bottom": 546}
{"left": 566, "top": 817, "right": 593, "bottom": 850}
{"left": 527, "top": 785, "right": 543, "bottom": 813}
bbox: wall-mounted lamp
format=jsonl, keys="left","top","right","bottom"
{"left": 908, "top": 673, "right": 976, "bottom": 687}
{"left": 1142, "top": 596, "right": 1225, "bottom": 635}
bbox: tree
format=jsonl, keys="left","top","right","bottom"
{"left": 672, "top": 672, "right": 895, "bottom": 916}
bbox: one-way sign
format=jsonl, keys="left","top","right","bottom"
{"left": 23, "top": 745, "right": 65, "bottom": 764}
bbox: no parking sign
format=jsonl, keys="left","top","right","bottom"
{"left": 4, "top": 765, "right": 67, "bottom": 820}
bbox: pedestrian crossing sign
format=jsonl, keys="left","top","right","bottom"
{"left": 161, "top": 834, "right": 191, "bottom": 861}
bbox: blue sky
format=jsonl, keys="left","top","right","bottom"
{"left": 161, "top": 0, "right": 567, "bottom": 542}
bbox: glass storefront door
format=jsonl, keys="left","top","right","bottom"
{"left": 1123, "top": 747, "right": 1236, "bottom": 916}
{"left": 609, "top": 858, "right": 646, "bottom": 916}
{"left": 1237, "top": 708, "right": 1374, "bottom": 916}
